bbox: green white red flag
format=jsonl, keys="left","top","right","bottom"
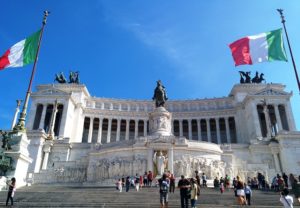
{"left": 0, "top": 29, "right": 41, "bottom": 70}
{"left": 229, "top": 29, "right": 288, "bottom": 66}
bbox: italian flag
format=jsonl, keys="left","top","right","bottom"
{"left": 0, "top": 29, "right": 41, "bottom": 70}
{"left": 229, "top": 29, "right": 287, "bottom": 66}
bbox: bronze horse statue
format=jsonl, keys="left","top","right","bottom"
{"left": 152, "top": 80, "right": 168, "bottom": 107}
{"left": 54, "top": 72, "right": 67, "bottom": 83}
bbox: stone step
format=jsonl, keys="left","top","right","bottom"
{"left": 0, "top": 185, "right": 299, "bottom": 208}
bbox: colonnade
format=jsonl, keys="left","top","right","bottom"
{"left": 82, "top": 116, "right": 237, "bottom": 144}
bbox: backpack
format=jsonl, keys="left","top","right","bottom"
{"left": 160, "top": 180, "right": 168, "bottom": 193}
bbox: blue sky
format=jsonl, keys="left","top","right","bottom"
{"left": 0, "top": 1, "right": 300, "bottom": 130}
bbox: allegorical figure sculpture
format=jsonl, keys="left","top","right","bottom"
{"left": 152, "top": 80, "right": 168, "bottom": 107}
{"left": 239, "top": 71, "right": 265, "bottom": 84}
{"left": 153, "top": 151, "right": 167, "bottom": 176}
{"left": 54, "top": 71, "right": 80, "bottom": 84}
{"left": 54, "top": 72, "right": 67, "bottom": 84}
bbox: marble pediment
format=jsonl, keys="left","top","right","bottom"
{"left": 253, "top": 88, "right": 290, "bottom": 96}
{"left": 34, "top": 88, "right": 71, "bottom": 97}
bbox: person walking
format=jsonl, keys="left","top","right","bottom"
{"left": 143, "top": 172, "right": 148, "bottom": 188}
{"left": 159, "top": 173, "right": 170, "bottom": 208}
{"left": 202, "top": 173, "right": 207, "bottom": 188}
{"left": 125, "top": 176, "right": 130, "bottom": 192}
{"left": 178, "top": 175, "right": 190, "bottom": 208}
{"left": 116, "top": 179, "right": 123, "bottom": 192}
{"left": 6, "top": 177, "right": 16, "bottom": 206}
{"left": 169, "top": 173, "right": 175, "bottom": 193}
{"left": 280, "top": 188, "right": 293, "bottom": 208}
{"left": 190, "top": 178, "right": 199, "bottom": 208}
{"left": 148, "top": 171, "right": 153, "bottom": 187}
{"left": 236, "top": 176, "right": 246, "bottom": 206}
{"left": 135, "top": 173, "right": 140, "bottom": 191}
{"left": 244, "top": 183, "right": 252, "bottom": 205}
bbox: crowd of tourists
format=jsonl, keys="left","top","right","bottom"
{"left": 114, "top": 171, "right": 300, "bottom": 208}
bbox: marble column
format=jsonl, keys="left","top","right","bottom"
{"left": 252, "top": 102, "right": 262, "bottom": 138}
{"left": 87, "top": 117, "right": 94, "bottom": 143}
{"left": 206, "top": 118, "right": 211, "bottom": 142}
{"left": 286, "top": 102, "right": 296, "bottom": 131}
{"left": 179, "top": 120, "right": 183, "bottom": 137}
{"left": 216, "top": 118, "right": 221, "bottom": 144}
{"left": 107, "top": 118, "right": 112, "bottom": 143}
{"left": 274, "top": 104, "right": 283, "bottom": 131}
{"left": 188, "top": 119, "right": 192, "bottom": 140}
{"left": 39, "top": 104, "right": 47, "bottom": 130}
{"left": 116, "top": 119, "right": 121, "bottom": 142}
{"left": 168, "top": 147, "right": 174, "bottom": 174}
{"left": 225, "top": 117, "right": 231, "bottom": 143}
{"left": 134, "top": 120, "right": 138, "bottom": 139}
{"left": 147, "top": 148, "right": 153, "bottom": 172}
{"left": 97, "top": 118, "right": 103, "bottom": 143}
{"left": 125, "top": 119, "right": 130, "bottom": 140}
{"left": 263, "top": 105, "right": 272, "bottom": 138}
{"left": 197, "top": 119, "right": 202, "bottom": 141}
{"left": 143, "top": 120, "right": 147, "bottom": 137}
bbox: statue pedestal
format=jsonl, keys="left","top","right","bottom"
{"left": 4, "top": 132, "right": 32, "bottom": 188}
{"left": 149, "top": 107, "right": 172, "bottom": 136}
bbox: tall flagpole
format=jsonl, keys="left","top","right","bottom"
{"left": 13, "top": 11, "right": 50, "bottom": 133}
{"left": 277, "top": 9, "right": 300, "bottom": 92}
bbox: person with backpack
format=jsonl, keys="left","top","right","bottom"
{"left": 159, "top": 173, "right": 170, "bottom": 208}
{"left": 190, "top": 178, "right": 200, "bottom": 208}
{"left": 244, "top": 183, "right": 252, "bottom": 205}
{"left": 280, "top": 188, "right": 293, "bottom": 208}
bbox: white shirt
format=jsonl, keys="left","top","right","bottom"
{"left": 280, "top": 195, "right": 294, "bottom": 208}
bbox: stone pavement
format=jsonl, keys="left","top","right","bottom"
{"left": 0, "top": 185, "right": 299, "bottom": 207}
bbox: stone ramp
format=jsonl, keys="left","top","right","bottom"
{"left": 0, "top": 185, "right": 299, "bottom": 207}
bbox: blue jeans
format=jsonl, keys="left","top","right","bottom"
{"left": 191, "top": 199, "right": 196, "bottom": 207}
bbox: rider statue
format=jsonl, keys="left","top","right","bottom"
{"left": 152, "top": 80, "right": 168, "bottom": 108}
